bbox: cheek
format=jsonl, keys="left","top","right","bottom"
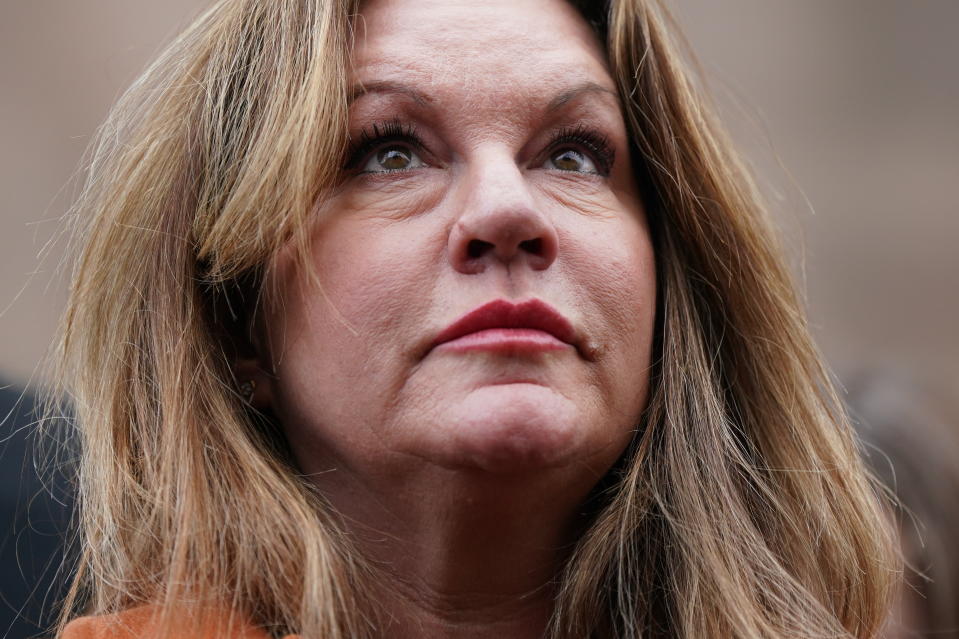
{"left": 559, "top": 198, "right": 655, "bottom": 330}
{"left": 595, "top": 226, "right": 655, "bottom": 345}
{"left": 559, "top": 206, "right": 657, "bottom": 420}
{"left": 266, "top": 195, "right": 458, "bottom": 427}
{"left": 291, "top": 179, "right": 448, "bottom": 349}
{"left": 263, "top": 215, "right": 442, "bottom": 468}
{"left": 278, "top": 220, "right": 433, "bottom": 370}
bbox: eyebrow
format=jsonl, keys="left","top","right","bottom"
{"left": 544, "top": 81, "right": 618, "bottom": 112}
{"left": 348, "top": 81, "right": 434, "bottom": 107}
{"left": 348, "top": 80, "right": 618, "bottom": 112}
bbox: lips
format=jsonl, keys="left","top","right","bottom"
{"left": 431, "top": 298, "right": 577, "bottom": 353}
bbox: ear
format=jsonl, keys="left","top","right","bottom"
{"left": 211, "top": 273, "right": 275, "bottom": 412}
{"left": 233, "top": 354, "right": 273, "bottom": 411}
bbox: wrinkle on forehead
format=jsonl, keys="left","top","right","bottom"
{"left": 351, "top": 0, "right": 613, "bottom": 113}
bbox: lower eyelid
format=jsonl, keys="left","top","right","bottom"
{"left": 361, "top": 147, "right": 427, "bottom": 173}
{"left": 355, "top": 165, "right": 442, "bottom": 184}
{"left": 541, "top": 155, "right": 610, "bottom": 177}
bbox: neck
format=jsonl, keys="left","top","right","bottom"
{"left": 315, "top": 465, "right": 597, "bottom": 639}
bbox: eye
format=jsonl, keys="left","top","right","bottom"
{"left": 361, "top": 143, "right": 427, "bottom": 173}
{"left": 540, "top": 126, "right": 615, "bottom": 177}
{"left": 544, "top": 147, "right": 599, "bottom": 174}
{"left": 344, "top": 121, "right": 431, "bottom": 175}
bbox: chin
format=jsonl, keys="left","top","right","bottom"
{"left": 434, "top": 383, "right": 587, "bottom": 474}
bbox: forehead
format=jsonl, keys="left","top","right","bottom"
{"left": 352, "top": 0, "right": 613, "bottom": 108}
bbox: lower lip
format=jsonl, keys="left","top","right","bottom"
{"left": 436, "top": 328, "right": 571, "bottom": 353}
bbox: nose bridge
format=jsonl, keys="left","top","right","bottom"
{"left": 448, "top": 145, "right": 559, "bottom": 274}
{"left": 466, "top": 145, "right": 532, "bottom": 211}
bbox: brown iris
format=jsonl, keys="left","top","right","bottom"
{"left": 377, "top": 146, "right": 414, "bottom": 171}
{"left": 551, "top": 148, "right": 587, "bottom": 171}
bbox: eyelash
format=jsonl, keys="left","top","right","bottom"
{"left": 343, "top": 120, "right": 426, "bottom": 172}
{"left": 342, "top": 120, "right": 616, "bottom": 176}
{"left": 549, "top": 124, "right": 615, "bottom": 176}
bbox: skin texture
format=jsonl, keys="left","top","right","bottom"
{"left": 242, "top": 0, "right": 657, "bottom": 635}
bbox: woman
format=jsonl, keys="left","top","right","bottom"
{"left": 52, "top": 0, "right": 897, "bottom": 637}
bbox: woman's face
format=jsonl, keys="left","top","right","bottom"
{"left": 259, "top": 0, "right": 656, "bottom": 482}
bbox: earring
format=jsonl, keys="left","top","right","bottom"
{"left": 239, "top": 379, "right": 256, "bottom": 403}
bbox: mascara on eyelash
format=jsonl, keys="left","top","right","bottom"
{"left": 341, "top": 120, "right": 616, "bottom": 175}
{"left": 550, "top": 125, "right": 615, "bottom": 175}
{"left": 343, "top": 119, "right": 424, "bottom": 170}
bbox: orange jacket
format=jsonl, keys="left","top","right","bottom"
{"left": 61, "top": 605, "right": 301, "bottom": 639}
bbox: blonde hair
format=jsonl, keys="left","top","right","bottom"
{"left": 51, "top": 0, "right": 897, "bottom": 637}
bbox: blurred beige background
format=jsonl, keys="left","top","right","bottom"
{"left": 2, "top": 0, "right": 957, "bottom": 393}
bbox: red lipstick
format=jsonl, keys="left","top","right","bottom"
{"left": 432, "top": 299, "right": 576, "bottom": 354}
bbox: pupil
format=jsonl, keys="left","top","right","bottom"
{"left": 378, "top": 147, "right": 411, "bottom": 170}
{"left": 554, "top": 149, "right": 582, "bottom": 170}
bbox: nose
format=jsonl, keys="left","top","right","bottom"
{"left": 447, "top": 154, "right": 559, "bottom": 275}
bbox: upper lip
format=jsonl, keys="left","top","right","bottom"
{"left": 431, "top": 298, "right": 577, "bottom": 350}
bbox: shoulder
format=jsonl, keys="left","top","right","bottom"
{"left": 60, "top": 604, "right": 298, "bottom": 639}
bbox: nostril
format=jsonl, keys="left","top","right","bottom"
{"left": 519, "top": 238, "right": 542, "bottom": 254}
{"left": 467, "top": 239, "right": 493, "bottom": 259}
